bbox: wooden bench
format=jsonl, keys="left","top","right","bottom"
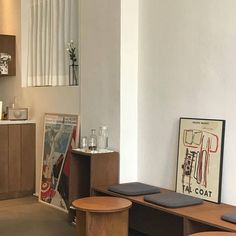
{"left": 94, "top": 185, "right": 236, "bottom": 236}
{"left": 190, "top": 232, "right": 236, "bottom": 236}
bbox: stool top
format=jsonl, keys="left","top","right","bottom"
{"left": 190, "top": 232, "right": 236, "bottom": 236}
{"left": 72, "top": 196, "right": 132, "bottom": 213}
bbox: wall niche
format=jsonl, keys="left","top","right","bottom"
{"left": 0, "top": 34, "right": 16, "bottom": 76}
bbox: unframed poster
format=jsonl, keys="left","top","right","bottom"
{"left": 39, "top": 113, "right": 79, "bottom": 211}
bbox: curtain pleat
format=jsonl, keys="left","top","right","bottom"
{"left": 27, "top": 0, "right": 78, "bottom": 86}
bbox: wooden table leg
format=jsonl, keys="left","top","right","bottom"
{"left": 76, "top": 211, "right": 86, "bottom": 236}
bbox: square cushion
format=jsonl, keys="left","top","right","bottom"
{"left": 108, "top": 182, "right": 161, "bottom": 196}
{"left": 144, "top": 192, "right": 203, "bottom": 208}
{"left": 221, "top": 212, "right": 236, "bottom": 224}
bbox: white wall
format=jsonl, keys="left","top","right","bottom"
{"left": 0, "top": 0, "right": 80, "bottom": 194}
{"left": 79, "top": 0, "right": 120, "bottom": 151}
{"left": 120, "top": 0, "right": 139, "bottom": 182}
{"left": 5, "top": 0, "right": 236, "bottom": 206}
{"left": 138, "top": 0, "right": 236, "bottom": 206}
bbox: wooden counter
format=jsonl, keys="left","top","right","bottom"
{"left": 94, "top": 185, "right": 236, "bottom": 236}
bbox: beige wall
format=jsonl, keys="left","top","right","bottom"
{"left": 1, "top": 0, "right": 80, "bottom": 194}
{"left": 22, "top": 87, "right": 80, "bottom": 193}
{"left": 1, "top": 0, "right": 120, "bottom": 194}
{"left": 0, "top": 0, "right": 22, "bottom": 108}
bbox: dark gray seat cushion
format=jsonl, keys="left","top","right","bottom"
{"left": 221, "top": 212, "right": 236, "bottom": 224}
{"left": 144, "top": 192, "right": 203, "bottom": 208}
{"left": 108, "top": 182, "right": 161, "bottom": 196}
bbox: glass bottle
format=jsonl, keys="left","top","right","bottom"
{"left": 88, "top": 129, "right": 97, "bottom": 151}
{"left": 98, "top": 126, "right": 108, "bottom": 150}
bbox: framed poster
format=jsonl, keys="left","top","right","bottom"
{"left": 39, "top": 113, "right": 79, "bottom": 212}
{"left": 176, "top": 117, "right": 225, "bottom": 203}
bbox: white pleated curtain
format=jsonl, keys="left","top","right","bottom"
{"left": 27, "top": 0, "right": 78, "bottom": 86}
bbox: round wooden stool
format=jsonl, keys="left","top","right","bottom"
{"left": 72, "top": 196, "right": 132, "bottom": 236}
{"left": 190, "top": 232, "right": 236, "bottom": 236}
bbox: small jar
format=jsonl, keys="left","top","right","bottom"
{"left": 98, "top": 126, "right": 108, "bottom": 150}
{"left": 88, "top": 129, "right": 97, "bottom": 151}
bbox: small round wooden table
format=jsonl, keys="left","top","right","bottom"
{"left": 72, "top": 196, "right": 132, "bottom": 236}
{"left": 190, "top": 232, "right": 236, "bottom": 236}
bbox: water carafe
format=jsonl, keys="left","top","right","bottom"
{"left": 98, "top": 126, "right": 108, "bottom": 150}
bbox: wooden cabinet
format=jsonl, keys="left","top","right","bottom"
{"left": 0, "top": 123, "right": 35, "bottom": 199}
{"left": 0, "top": 34, "right": 16, "bottom": 76}
{"left": 0, "top": 125, "right": 8, "bottom": 194}
{"left": 68, "top": 150, "right": 119, "bottom": 221}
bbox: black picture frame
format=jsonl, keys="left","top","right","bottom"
{"left": 175, "top": 117, "right": 226, "bottom": 203}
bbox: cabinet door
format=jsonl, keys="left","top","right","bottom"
{"left": 8, "top": 125, "right": 21, "bottom": 192}
{"left": 0, "top": 125, "right": 8, "bottom": 193}
{"left": 21, "top": 124, "right": 36, "bottom": 192}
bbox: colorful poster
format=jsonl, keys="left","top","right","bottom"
{"left": 40, "top": 113, "right": 79, "bottom": 211}
{"left": 176, "top": 117, "right": 225, "bottom": 203}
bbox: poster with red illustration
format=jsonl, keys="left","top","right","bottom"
{"left": 176, "top": 117, "right": 225, "bottom": 203}
{"left": 40, "top": 113, "right": 79, "bottom": 211}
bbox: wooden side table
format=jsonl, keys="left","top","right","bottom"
{"left": 72, "top": 196, "right": 132, "bottom": 236}
{"left": 68, "top": 150, "right": 119, "bottom": 223}
{"left": 190, "top": 232, "right": 236, "bottom": 236}
{"left": 69, "top": 150, "right": 119, "bottom": 202}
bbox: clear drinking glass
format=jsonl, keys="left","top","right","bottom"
{"left": 80, "top": 136, "right": 88, "bottom": 150}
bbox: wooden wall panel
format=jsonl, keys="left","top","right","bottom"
{"left": 0, "top": 125, "right": 8, "bottom": 193}
{"left": 8, "top": 125, "right": 21, "bottom": 192}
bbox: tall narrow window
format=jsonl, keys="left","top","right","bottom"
{"left": 27, "top": 0, "right": 79, "bottom": 86}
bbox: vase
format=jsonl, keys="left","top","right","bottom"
{"left": 69, "top": 65, "right": 78, "bottom": 86}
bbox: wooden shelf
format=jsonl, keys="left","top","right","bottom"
{"left": 0, "top": 34, "right": 16, "bottom": 76}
